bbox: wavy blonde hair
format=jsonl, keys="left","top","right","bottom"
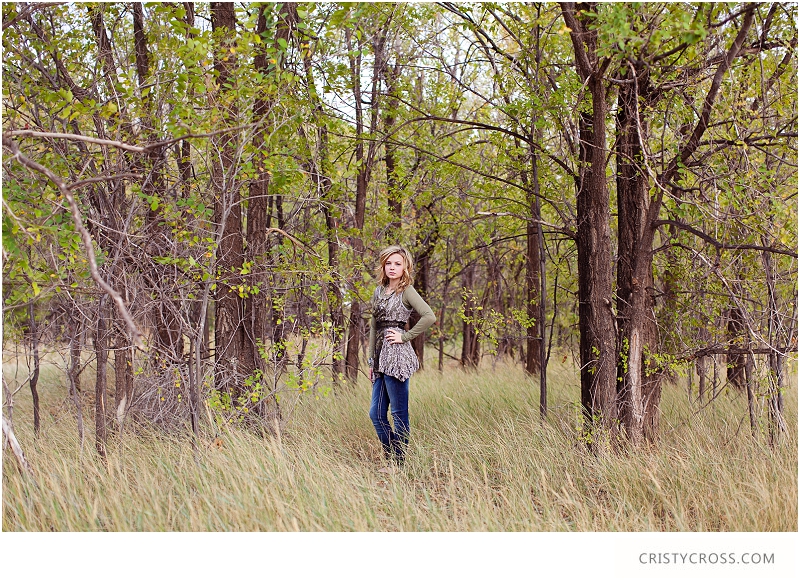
{"left": 375, "top": 244, "right": 414, "bottom": 292}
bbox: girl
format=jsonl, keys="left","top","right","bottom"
{"left": 368, "top": 245, "right": 435, "bottom": 467}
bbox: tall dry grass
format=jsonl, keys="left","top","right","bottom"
{"left": 2, "top": 354, "right": 797, "bottom": 531}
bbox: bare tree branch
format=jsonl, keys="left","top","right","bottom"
{"left": 3, "top": 134, "right": 144, "bottom": 349}
{"left": 655, "top": 218, "right": 798, "bottom": 258}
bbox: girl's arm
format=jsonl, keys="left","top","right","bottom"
{"left": 401, "top": 285, "right": 436, "bottom": 342}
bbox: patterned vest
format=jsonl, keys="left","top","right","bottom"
{"left": 372, "top": 286, "right": 420, "bottom": 381}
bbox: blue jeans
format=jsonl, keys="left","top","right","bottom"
{"left": 369, "top": 373, "right": 410, "bottom": 462}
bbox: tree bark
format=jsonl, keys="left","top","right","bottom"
{"left": 211, "top": 2, "right": 246, "bottom": 398}
{"left": 524, "top": 160, "right": 542, "bottom": 378}
{"left": 614, "top": 62, "right": 659, "bottom": 445}
{"left": 726, "top": 307, "right": 747, "bottom": 391}
{"left": 28, "top": 302, "right": 41, "bottom": 437}
{"left": 409, "top": 251, "right": 430, "bottom": 367}
{"left": 133, "top": 2, "right": 183, "bottom": 365}
{"left": 114, "top": 330, "right": 133, "bottom": 430}
{"left": 563, "top": 3, "right": 618, "bottom": 436}
{"left": 68, "top": 308, "right": 85, "bottom": 448}
{"left": 762, "top": 245, "right": 787, "bottom": 444}
{"left": 461, "top": 263, "right": 480, "bottom": 367}
{"left": 244, "top": 3, "right": 297, "bottom": 383}
{"left": 383, "top": 61, "right": 403, "bottom": 230}
{"left": 95, "top": 296, "right": 109, "bottom": 460}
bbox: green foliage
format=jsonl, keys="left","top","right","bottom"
{"left": 2, "top": 2, "right": 795, "bottom": 439}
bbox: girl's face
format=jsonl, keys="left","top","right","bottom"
{"left": 384, "top": 253, "right": 405, "bottom": 282}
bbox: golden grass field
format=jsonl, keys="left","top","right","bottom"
{"left": 2, "top": 351, "right": 797, "bottom": 531}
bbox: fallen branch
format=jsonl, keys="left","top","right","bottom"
{"left": 2, "top": 416, "right": 34, "bottom": 476}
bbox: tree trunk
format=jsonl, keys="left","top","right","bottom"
{"left": 133, "top": 2, "right": 183, "bottom": 366}
{"left": 524, "top": 165, "right": 542, "bottom": 378}
{"left": 114, "top": 330, "right": 133, "bottom": 430}
{"left": 27, "top": 303, "right": 41, "bottom": 437}
{"left": 409, "top": 251, "right": 430, "bottom": 367}
{"left": 95, "top": 296, "right": 109, "bottom": 460}
{"left": 614, "top": 63, "right": 659, "bottom": 445}
{"left": 383, "top": 61, "right": 403, "bottom": 230}
{"left": 461, "top": 263, "right": 480, "bottom": 367}
{"left": 68, "top": 308, "right": 85, "bottom": 448}
{"left": 244, "top": 3, "right": 297, "bottom": 383}
{"left": 211, "top": 2, "right": 246, "bottom": 398}
{"left": 727, "top": 307, "right": 746, "bottom": 391}
{"left": 575, "top": 105, "right": 617, "bottom": 435}
{"left": 344, "top": 20, "right": 388, "bottom": 381}
{"left": 744, "top": 352, "right": 756, "bottom": 437}
{"left": 525, "top": 139, "right": 548, "bottom": 418}
{"left": 563, "top": 3, "right": 618, "bottom": 439}
{"left": 762, "top": 246, "right": 787, "bottom": 445}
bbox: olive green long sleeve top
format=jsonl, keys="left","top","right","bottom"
{"left": 368, "top": 284, "right": 436, "bottom": 365}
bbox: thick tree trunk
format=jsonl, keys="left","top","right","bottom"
{"left": 614, "top": 4, "right": 753, "bottom": 445}
{"left": 575, "top": 106, "right": 617, "bottom": 435}
{"left": 133, "top": 2, "right": 183, "bottom": 366}
{"left": 762, "top": 246, "right": 787, "bottom": 444}
{"left": 563, "top": 4, "right": 618, "bottom": 438}
{"left": 614, "top": 66, "right": 660, "bottom": 445}
{"left": 114, "top": 330, "right": 133, "bottom": 430}
{"left": 726, "top": 307, "right": 747, "bottom": 391}
{"left": 211, "top": 2, "right": 246, "bottom": 397}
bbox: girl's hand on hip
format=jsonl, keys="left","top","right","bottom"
{"left": 384, "top": 330, "right": 404, "bottom": 345}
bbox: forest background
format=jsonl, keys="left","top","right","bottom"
{"left": 1, "top": 0, "right": 798, "bottom": 555}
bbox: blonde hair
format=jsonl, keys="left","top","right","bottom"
{"left": 375, "top": 244, "right": 414, "bottom": 292}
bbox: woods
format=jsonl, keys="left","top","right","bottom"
{"left": 2, "top": 0, "right": 797, "bottom": 468}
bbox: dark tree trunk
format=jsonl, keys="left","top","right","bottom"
{"left": 744, "top": 352, "right": 756, "bottom": 437}
{"left": 383, "top": 62, "right": 403, "bottom": 230}
{"left": 524, "top": 165, "right": 542, "bottom": 378}
{"left": 575, "top": 108, "right": 617, "bottom": 431}
{"left": 68, "top": 309, "right": 85, "bottom": 447}
{"left": 95, "top": 296, "right": 109, "bottom": 460}
{"left": 133, "top": 2, "right": 183, "bottom": 365}
{"left": 409, "top": 251, "right": 430, "bottom": 367}
{"left": 461, "top": 263, "right": 480, "bottom": 367}
{"left": 28, "top": 303, "right": 40, "bottom": 437}
{"left": 563, "top": 3, "right": 618, "bottom": 438}
{"left": 614, "top": 63, "right": 660, "bottom": 444}
{"left": 211, "top": 2, "right": 246, "bottom": 397}
{"left": 696, "top": 328, "right": 711, "bottom": 403}
{"left": 244, "top": 3, "right": 296, "bottom": 382}
{"left": 114, "top": 330, "right": 133, "bottom": 430}
{"left": 727, "top": 307, "right": 746, "bottom": 391}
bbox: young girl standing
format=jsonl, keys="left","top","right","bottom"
{"left": 368, "top": 245, "right": 435, "bottom": 467}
